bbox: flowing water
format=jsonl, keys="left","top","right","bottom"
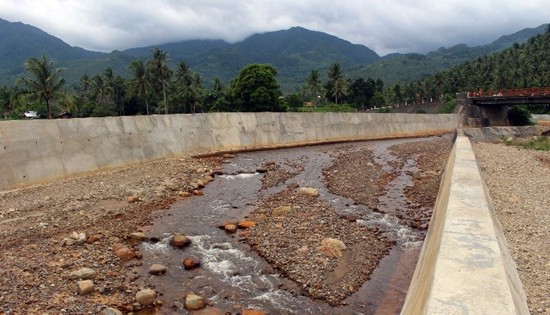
{"left": 138, "top": 137, "right": 442, "bottom": 314}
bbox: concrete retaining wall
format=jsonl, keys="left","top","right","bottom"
{"left": 0, "top": 112, "right": 458, "bottom": 190}
{"left": 462, "top": 126, "right": 538, "bottom": 142}
{"left": 401, "top": 136, "right": 529, "bottom": 314}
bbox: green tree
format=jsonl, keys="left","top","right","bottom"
{"left": 129, "top": 59, "right": 152, "bottom": 115}
{"left": 147, "top": 48, "right": 172, "bottom": 114}
{"left": 305, "top": 70, "right": 323, "bottom": 106}
{"left": 326, "top": 63, "right": 348, "bottom": 104}
{"left": 230, "top": 64, "right": 284, "bottom": 112}
{"left": 17, "top": 54, "right": 66, "bottom": 119}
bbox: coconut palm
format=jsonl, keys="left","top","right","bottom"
{"left": 18, "top": 54, "right": 65, "bottom": 119}
{"left": 306, "top": 70, "right": 323, "bottom": 106}
{"left": 129, "top": 59, "right": 152, "bottom": 115}
{"left": 147, "top": 48, "right": 172, "bottom": 114}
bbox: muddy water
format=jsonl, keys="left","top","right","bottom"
{"left": 139, "top": 137, "right": 439, "bottom": 314}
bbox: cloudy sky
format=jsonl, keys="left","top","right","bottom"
{"left": 0, "top": 0, "right": 548, "bottom": 56}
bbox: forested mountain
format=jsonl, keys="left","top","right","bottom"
{"left": 0, "top": 18, "right": 104, "bottom": 82}
{"left": 384, "top": 27, "right": 550, "bottom": 109}
{"left": 0, "top": 17, "right": 547, "bottom": 92}
{"left": 350, "top": 24, "right": 548, "bottom": 86}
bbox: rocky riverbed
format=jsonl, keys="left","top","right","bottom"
{"left": 0, "top": 135, "right": 453, "bottom": 314}
{"left": 473, "top": 141, "right": 550, "bottom": 315}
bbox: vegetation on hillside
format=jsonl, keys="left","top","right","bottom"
{"left": 383, "top": 27, "right": 550, "bottom": 113}
{"left": 0, "top": 21, "right": 550, "bottom": 118}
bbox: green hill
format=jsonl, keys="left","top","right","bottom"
{"left": 0, "top": 17, "right": 547, "bottom": 93}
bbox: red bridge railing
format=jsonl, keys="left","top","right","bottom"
{"left": 467, "top": 87, "right": 550, "bottom": 98}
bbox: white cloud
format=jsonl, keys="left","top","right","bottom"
{"left": 0, "top": 0, "right": 548, "bottom": 55}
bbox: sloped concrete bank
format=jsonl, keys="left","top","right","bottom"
{"left": 401, "top": 136, "right": 529, "bottom": 314}
{"left": 0, "top": 112, "right": 457, "bottom": 190}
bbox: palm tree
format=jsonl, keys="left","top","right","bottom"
{"left": 306, "top": 70, "right": 322, "bottom": 106}
{"left": 147, "top": 48, "right": 172, "bottom": 114}
{"left": 327, "top": 63, "right": 347, "bottom": 104}
{"left": 129, "top": 59, "right": 152, "bottom": 115}
{"left": 18, "top": 54, "right": 65, "bottom": 119}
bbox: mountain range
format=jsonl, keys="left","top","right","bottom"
{"left": 0, "top": 17, "right": 547, "bottom": 92}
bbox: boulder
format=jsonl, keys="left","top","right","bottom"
{"left": 183, "top": 257, "right": 201, "bottom": 270}
{"left": 170, "top": 233, "right": 191, "bottom": 248}
{"left": 224, "top": 223, "right": 237, "bottom": 233}
{"left": 299, "top": 187, "right": 319, "bottom": 197}
{"left": 148, "top": 264, "right": 167, "bottom": 275}
{"left": 272, "top": 205, "right": 292, "bottom": 216}
{"left": 319, "top": 238, "right": 347, "bottom": 258}
{"left": 238, "top": 221, "right": 256, "bottom": 229}
{"left": 185, "top": 292, "right": 206, "bottom": 310}
{"left": 69, "top": 267, "right": 96, "bottom": 280}
{"left": 99, "top": 307, "right": 123, "bottom": 315}
{"left": 135, "top": 289, "right": 156, "bottom": 306}
{"left": 76, "top": 280, "right": 94, "bottom": 295}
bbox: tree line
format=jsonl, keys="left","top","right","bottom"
{"left": 2, "top": 25, "right": 549, "bottom": 119}
{"left": 0, "top": 47, "right": 389, "bottom": 120}
{"left": 383, "top": 25, "right": 550, "bottom": 112}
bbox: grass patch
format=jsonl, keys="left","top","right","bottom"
{"left": 296, "top": 104, "right": 356, "bottom": 112}
{"left": 438, "top": 99, "right": 456, "bottom": 114}
{"left": 502, "top": 136, "right": 550, "bottom": 151}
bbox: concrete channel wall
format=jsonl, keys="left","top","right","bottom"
{"left": 401, "top": 136, "right": 529, "bottom": 314}
{"left": 0, "top": 112, "right": 458, "bottom": 190}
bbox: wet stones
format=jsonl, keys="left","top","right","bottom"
{"left": 148, "top": 264, "right": 167, "bottom": 275}
{"left": 135, "top": 289, "right": 156, "bottom": 306}
{"left": 224, "top": 223, "right": 238, "bottom": 233}
{"left": 238, "top": 221, "right": 256, "bottom": 229}
{"left": 185, "top": 292, "right": 206, "bottom": 310}
{"left": 183, "top": 257, "right": 201, "bottom": 270}
{"left": 112, "top": 244, "right": 136, "bottom": 261}
{"left": 169, "top": 233, "right": 191, "bottom": 248}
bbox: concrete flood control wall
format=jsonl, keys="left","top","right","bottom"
{"left": 401, "top": 136, "right": 529, "bottom": 314}
{"left": 0, "top": 112, "right": 458, "bottom": 191}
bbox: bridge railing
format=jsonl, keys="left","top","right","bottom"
{"left": 467, "top": 87, "right": 550, "bottom": 98}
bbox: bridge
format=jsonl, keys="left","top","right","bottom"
{"left": 468, "top": 87, "right": 550, "bottom": 106}
{"left": 459, "top": 87, "right": 550, "bottom": 126}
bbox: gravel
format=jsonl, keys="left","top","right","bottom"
{"left": 473, "top": 141, "right": 550, "bottom": 315}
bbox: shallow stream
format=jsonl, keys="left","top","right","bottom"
{"left": 138, "top": 137, "right": 441, "bottom": 314}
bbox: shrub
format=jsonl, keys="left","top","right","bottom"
{"left": 507, "top": 105, "right": 533, "bottom": 126}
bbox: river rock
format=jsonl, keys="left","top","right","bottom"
{"left": 170, "top": 233, "right": 191, "bottom": 247}
{"left": 127, "top": 195, "right": 140, "bottom": 203}
{"left": 148, "top": 264, "right": 167, "bottom": 275}
{"left": 70, "top": 231, "right": 87, "bottom": 245}
{"left": 99, "top": 307, "right": 123, "bottom": 315}
{"left": 69, "top": 267, "right": 96, "bottom": 280}
{"left": 135, "top": 289, "right": 156, "bottom": 306}
{"left": 183, "top": 257, "right": 201, "bottom": 270}
{"left": 238, "top": 221, "right": 256, "bottom": 229}
{"left": 299, "top": 187, "right": 319, "bottom": 197}
{"left": 272, "top": 205, "right": 292, "bottom": 216}
{"left": 243, "top": 309, "right": 267, "bottom": 315}
{"left": 224, "top": 223, "right": 237, "bottom": 233}
{"left": 114, "top": 247, "right": 136, "bottom": 261}
{"left": 76, "top": 280, "right": 94, "bottom": 295}
{"left": 319, "top": 238, "right": 346, "bottom": 258}
{"left": 129, "top": 232, "right": 147, "bottom": 241}
{"left": 185, "top": 292, "right": 206, "bottom": 310}
{"left": 178, "top": 191, "right": 192, "bottom": 197}
{"left": 192, "top": 190, "right": 204, "bottom": 196}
